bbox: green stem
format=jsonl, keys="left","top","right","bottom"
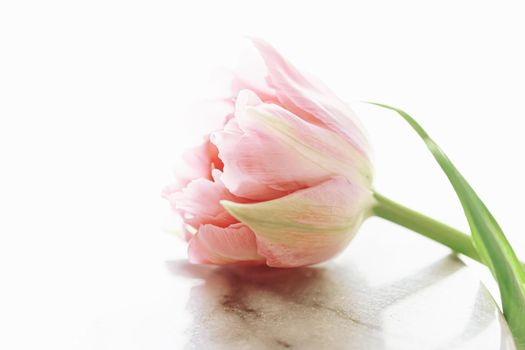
{"left": 373, "top": 192, "right": 483, "bottom": 262}
{"left": 374, "top": 193, "right": 525, "bottom": 268}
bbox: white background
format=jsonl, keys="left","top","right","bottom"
{"left": 1, "top": 1, "right": 524, "bottom": 349}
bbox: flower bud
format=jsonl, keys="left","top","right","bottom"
{"left": 164, "top": 39, "right": 373, "bottom": 267}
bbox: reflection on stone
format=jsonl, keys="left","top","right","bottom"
{"left": 167, "top": 255, "right": 514, "bottom": 350}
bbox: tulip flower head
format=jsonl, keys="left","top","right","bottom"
{"left": 164, "top": 39, "right": 374, "bottom": 267}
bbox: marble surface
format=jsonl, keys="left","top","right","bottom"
{"left": 164, "top": 234, "right": 515, "bottom": 350}
{"left": 79, "top": 225, "right": 516, "bottom": 350}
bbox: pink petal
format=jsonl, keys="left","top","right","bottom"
{"left": 228, "top": 43, "right": 277, "bottom": 104}
{"left": 171, "top": 136, "right": 224, "bottom": 192}
{"left": 250, "top": 38, "right": 370, "bottom": 157}
{"left": 222, "top": 176, "right": 373, "bottom": 267}
{"left": 167, "top": 170, "right": 248, "bottom": 229}
{"left": 212, "top": 90, "right": 372, "bottom": 201}
{"left": 188, "top": 223, "right": 265, "bottom": 265}
{"left": 184, "top": 137, "right": 223, "bottom": 177}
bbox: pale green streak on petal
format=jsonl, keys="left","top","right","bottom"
{"left": 240, "top": 104, "right": 373, "bottom": 187}
{"left": 220, "top": 176, "right": 373, "bottom": 246}
{"left": 221, "top": 199, "right": 353, "bottom": 241}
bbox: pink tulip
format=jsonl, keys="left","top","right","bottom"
{"left": 164, "top": 39, "right": 374, "bottom": 267}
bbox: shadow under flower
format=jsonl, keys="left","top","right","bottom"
{"left": 167, "top": 254, "right": 510, "bottom": 350}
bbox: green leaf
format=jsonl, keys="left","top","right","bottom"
{"left": 370, "top": 102, "right": 525, "bottom": 349}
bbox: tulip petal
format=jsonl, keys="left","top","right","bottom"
{"left": 188, "top": 223, "right": 265, "bottom": 265}
{"left": 221, "top": 176, "right": 373, "bottom": 267}
{"left": 168, "top": 170, "right": 248, "bottom": 229}
{"left": 229, "top": 45, "right": 277, "bottom": 104}
{"left": 170, "top": 137, "right": 223, "bottom": 191}
{"left": 212, "top": 90, "right": 372, "bottom": 201}
{"left": 250, "top": 38, "right": 370, "bottom": 157}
